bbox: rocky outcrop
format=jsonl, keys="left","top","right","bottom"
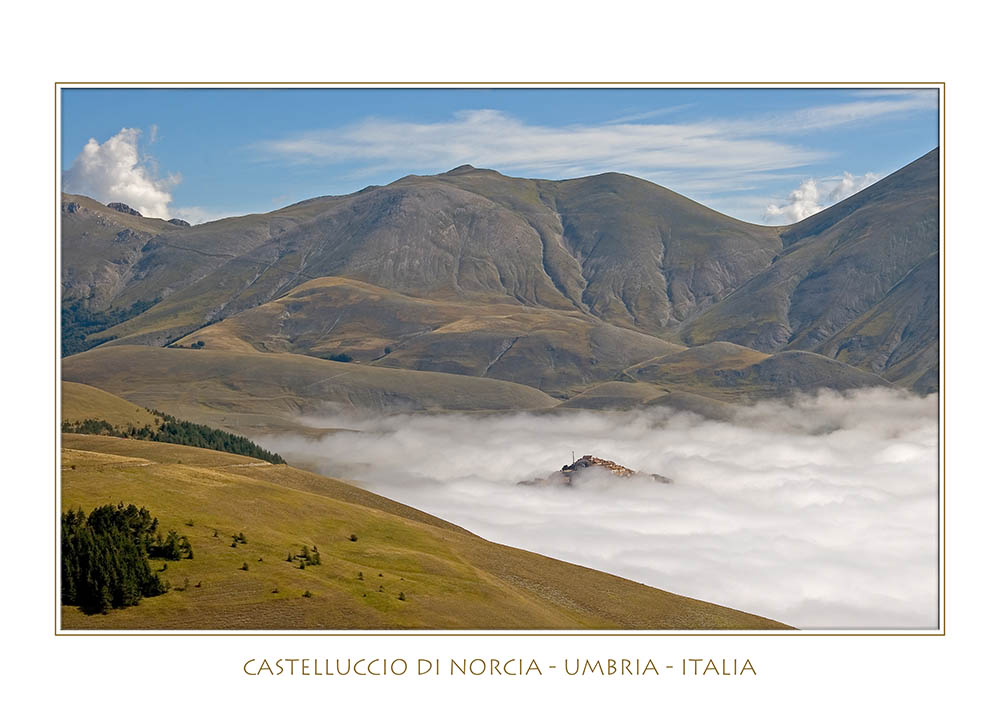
{"left": 167, "top": 218, "right": 191, "bottom": 227}
{"left": 107, "top": 202, "right": 143, "bottom": 217}
{"left": 573, "top": 455, "right": 635, "bottom": 476}
{"left": 520, "top": 455, "right": 671, "bottom": 487}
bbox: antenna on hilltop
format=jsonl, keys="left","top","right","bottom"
{"left": 572, "top": 450, "right": 575, "bottom": 464}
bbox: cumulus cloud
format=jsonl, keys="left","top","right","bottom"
{"left": 764, "top": 171, "right": 880, "bottom": 224}
{"left": 63, "top": 127, "right": 178, "bottom": 219}
{"left": 263, "top": 388, "right": 939, "bottom": 630}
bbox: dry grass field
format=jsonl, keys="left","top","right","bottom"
{"left": 60, "top": 432, "right": 790, "bottom": 631}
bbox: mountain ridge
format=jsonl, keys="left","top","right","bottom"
{"left": 61, "top": 149, "right": 940, "bottom": 410}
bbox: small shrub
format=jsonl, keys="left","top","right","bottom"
{"left": 194, "top": 581, "right": 201, "bottom": 588}
{"left": 303, "top": 590, "right": 312, "bottom": 598}
{"left": 231, "top": 541, "right": 237, "bottom": 548}
{"left": 349, "top": 534, "right": 358, "bottom": 542}
{"left": 184, "top": 519, "right": 194, "bottom": 527}
{"left": 182, "top": 577, "right": 190, "bottom": 591}
{"left": 271, "top": 587, "right": 279, "bottom": 594}
{"left": 398, "top": 592, "right": 406, "bottom": 601}
{"left": 286, "top": 552, "right": 292, "bottom": 562}
{"left": 212, "top": 529, "right": 218, "bottom": 538}
{"left": 357, "top": 571, "right": 364, "bottom": 581}
{"left": 378, "top": 585, "right": 384, "bottom": 592}
{"left": 299, "top": 561, "right": 306, "bottom": 570}
{"left": 240, "top": 562, "right": 249, "bottom": 571}
{"left": 328, "top": 353, "right": 353, "bottom": 363}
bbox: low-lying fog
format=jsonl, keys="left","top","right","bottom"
{"left": 265, "top": 388, "right": 939, "bottom": 630}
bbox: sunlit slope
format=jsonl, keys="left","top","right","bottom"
{"left": 436, "top": 166, "right": 783, "bottom": 329}
{"left": 681, "top": 149, "right": 939, "bottom": 390}
{"left": 62, "top": 345, "right": 560, "bottom": 430}
{"left": 622, "top": 341, "right": 889, "bottom": 401}
{"left": 178, "top": 277, "right": 685, "bottom": 396}
{"left": 65, "top": 166, "right": 781, "bottom": 348}
{"left": 61, "top": 381, "right": 161, "bottom": 428}
{"left": 61, "top": 153, "right": 938, "bottom": 402}
{"left": 60, "top": 435, "right": 790, "bottom": 630}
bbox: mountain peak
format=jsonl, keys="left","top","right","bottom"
{"left": 443, "top": 164, "right": 482, "bottom": 175}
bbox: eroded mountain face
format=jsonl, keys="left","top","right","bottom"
{"left": 61, "top": 149, "right": 940, "bottom": 411}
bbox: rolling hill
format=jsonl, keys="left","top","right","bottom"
{"left": 174, "top": 276, "right": 686, "bottom": 396}
{"left": 60, "top": 430, "right": 788, "bottom": 629}
{"left": 61, "top": 346, "right": 561, "bottom": 434}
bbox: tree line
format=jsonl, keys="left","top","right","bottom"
{"left": 61, "top": 409, "right": 285, "bottom": 464}
{"left": 61, "top": 298, "right": 158, "bottom": 357}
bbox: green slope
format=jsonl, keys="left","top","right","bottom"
{"left": 60, "top": 435, "right": 790, "bottom": 630}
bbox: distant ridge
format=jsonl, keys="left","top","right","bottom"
{"left": 61, "top": 149, "right": 939, "bottom": 413}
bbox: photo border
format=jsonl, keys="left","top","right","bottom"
{"left": 54, "top": 81, "right": 945, "bottom": 637}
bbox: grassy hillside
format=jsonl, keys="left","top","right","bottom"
{"left": 62, "top": 345, "right": 560, "bottom": 432}
{"left": 60, "top": 435, "right": 789, "bottom": 630}
{"left": 177, "top": 276, "right": 684, "bottom": 396}
{"left": 62, "top": 381, "right": 160, "bottom": 428}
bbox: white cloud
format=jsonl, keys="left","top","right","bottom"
{"left": 764, "top": 171, "right": 880, "bottom": 224}
{"left": 63, "top": 127, "right": 177, "bottom": 219}
{"left": 253, "top": 92, "right": 935, "bottom": 188}
{"left": 749, "top": 91, "right": 938, "bottom": 136}
{"left": 256, "top": 108, "right": 828, "bottom": 179}
{"left": 263, "top": 388, "right": 939, "bottom": 630}
{"left": 169, "top": 206, "right": 235, "bottom": 225}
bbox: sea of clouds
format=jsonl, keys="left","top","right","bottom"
{"left": 265, "top": 388, "right": 939, "bottom": 630}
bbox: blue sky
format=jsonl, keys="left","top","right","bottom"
{"left": 60, "top": 87, "right": 939, "bottom": 225}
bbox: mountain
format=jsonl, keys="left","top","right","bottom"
{"left": 61, "top": 149, "right": 940, "bottom": 413}
{"left": 60, "top": 383, "right": 788, "bottom": 630}
{"left": 62, "top": 167, "right": 781, "bottom": 347}
{"left": 681, "top": 149, "right": 939, "bottom": 390}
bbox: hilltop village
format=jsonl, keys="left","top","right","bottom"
{"left": 519, "top": 455, "right": 671, "bottom": 487}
